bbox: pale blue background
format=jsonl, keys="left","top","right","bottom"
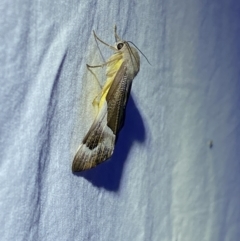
{"left": 1, "top": 0, "right": 240, "bottom": 240}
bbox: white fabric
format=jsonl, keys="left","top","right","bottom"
{"left": 1, "top": 0, "right": 240, "bottom": 240}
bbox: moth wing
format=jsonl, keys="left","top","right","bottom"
{"left": 72, "top": 102, "right": 115, "bottom": 171}
{"left": 72, "top": 63, "right": 131, "bottom": 172}
{"left": 106, "top": 63, "right": 132, "bottom": 135}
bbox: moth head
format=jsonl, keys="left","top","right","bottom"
{"left": 115, "top": 41, "right": 140, "bottom": 75}
{"left": 115, "top": 41, "right": 125, "bottom": 50}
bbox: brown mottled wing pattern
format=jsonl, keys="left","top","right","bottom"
{"left": 72, "top": 115, "right": 115, "bottom": 171}
{"left": 106, "top": 63, "right": 132, "bottom": 135}
{"left": 72, "top": 63, "right": 131, "bottom": 172}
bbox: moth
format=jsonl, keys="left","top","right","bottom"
{"left": 72, "top": 26, "right": 140, "bottom": 172}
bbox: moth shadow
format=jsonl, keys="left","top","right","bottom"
{"left": 74, "top": 94, "right": 146, "bottom": 191}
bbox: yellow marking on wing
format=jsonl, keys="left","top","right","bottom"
{"left": 98, "top": 51, "right": 124, "bottom": 109}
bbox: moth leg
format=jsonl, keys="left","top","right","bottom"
{"left": 86, "top": 64, "right": 105, "bottom": 113}
{"left": 93, "top": 30, "right": 116, "bottom": 51}
{"left": 86, "top": 54, "right": 121, "bottom": 87}
{"left": 87, "top": 56, "right": 119, "bottom": 69}
{"left": 92, "top": 95, "right": 100, "bottom": 107}
{"left": 92, "top": 94, "right": 101, "bottom": 113}
{"left": 87, "top": 63, "right": 107, "bottom": 69}
{"left": 86, "top": 63, "right": 105, "bottom": 89}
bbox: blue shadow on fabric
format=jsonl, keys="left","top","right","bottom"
{"left": 73, "top": 94, "right": 146, "bottom": 191}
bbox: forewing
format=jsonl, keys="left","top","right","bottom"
{"left": 106, "top": 63, "right": 132, "bottom": 135}
{"left": 72, "top": 62, "right": 132, "bottom": 172}
{"left": 72, "top": 102, "right": 115, "bottom": 171}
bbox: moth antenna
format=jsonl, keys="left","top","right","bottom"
{"left": 126, "top": 43, "right": 140, "bottom": 72}
{"left": 114, "top": 25, "right": 122, "bottom": 42}
{"left": 127, "top": 41, "right": 151, "bottom": 65}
